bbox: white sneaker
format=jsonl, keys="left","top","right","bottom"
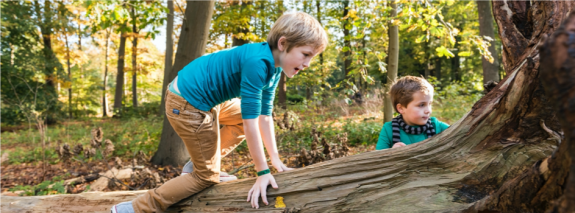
{"left": 180, "top": 161, "right": 237, "bottom": 182}
{"left": 110, "top": 201, "right": 134, "bottom": 213}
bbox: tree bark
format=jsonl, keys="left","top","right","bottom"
{"left": 384, "top": 2, "right": 399, "bottom": 123}
{"left": 64, "top": 32, "right": 72, "bottom": 118}
{"left": 34, "top": 0, "right": 62, "bottom": 122}
{"left": 277, "top": 72, "right": 287, "bottom": 110}
{"left": 160, "top": 0, "right": 174, "bottom": 116}
{"left": 131, "top": 5, "right": 138, "bottom": 108}
{"left": 276, "top": 4, "right": 288, "bottom": 110}
{"left": 434, "top": 57, "right": 442, "bottom": 81}
{"left": 342, "top": 0, "right": 352, "bottom": 80}
{"left": 103, "top": 29, "right": 111, "bottom": 117}
{"left": 476, "top": 0, "right": 500, "bottom": 85}
{"left": 113, "top": 27, "right": 127, "bottom": 116}
{"left": 539, "top": 13, "right": 575, "bottom": 212}
{"left": 231, "top": 1, "right": 251, "bottom": 47}
{"left": 451, "top": 35, "right": 461, "bottom": 81}
{"left": 151, "top": 0, "right": 215, "bottom": 167}
{"left": 1, "top": 191, "right": 146, "bottom": 213}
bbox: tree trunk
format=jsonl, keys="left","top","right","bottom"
{"left": 434, "top": 57, "right": 442, "bottom": 81}
{"left": 113, "top": 28, "right": 127, "bottom": 116}
{"left": 384, "top": 2, "right": 399, "bottom": 123}
{"left": 159, "top": 0, "right": 174, "bottom": 116}
{"left": 476, "top": 0, "right": 500, "bottom": 84}
{"left": 316, "top": 0, "right": 324, "bottom": 67}
{"left": 424, "top": 39, "right": 430, "bottom": 78}
{"left": 151, "top": 0, "right": 215, "bottom": 167}
{"left": 131, "top": 5, "right": 138, "bottom": 108}
{"left": 276, "top": 4, "right": 288, "bottom": 110}
{"left": 34, "top": 0, "right": 62, "bottom": 122}
{"left": 538, "top": 13, "right": 575, "bottom": 212}
{"left": 451, "top": 35, "right": 461, "bottom": 81}
{"left": 64, "top": 32, "right": 72, "bottom": 118}
{"left": 277, "top": 72, "right": 287, "bottom": 110}
{"left": 103, "top": 29, "right": 110, "bottom": 117}
{"left": 342, "top": 0, "right": 352, "bottom": 80}
{"left": 232, "top": 1, "right": 251, "bottom": 47}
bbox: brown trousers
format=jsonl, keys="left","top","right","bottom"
{"left": 132, "top": 90, "right": 245, "bottom": 213}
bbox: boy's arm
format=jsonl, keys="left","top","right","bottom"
{"left": 244, "top": 118, "right": 278, "bottom": 209}
{"left": 376, "top": 123, "right": 393, "bottom": 150}
{"left": 259, "top": 115, "right": 292, "bottom": 171}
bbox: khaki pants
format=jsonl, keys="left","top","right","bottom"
{"left": 132, "top": 90, "right": 245, "bottom": 213}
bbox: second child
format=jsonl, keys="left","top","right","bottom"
{"left": 376, "top": 76, "right": 449, "bottom": 150}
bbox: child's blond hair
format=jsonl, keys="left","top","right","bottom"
{"left": 267, "top": 12, "right": 328, "bottom": 53}
{"left": 389, "top": 76, "right": 434, "bottom": 113}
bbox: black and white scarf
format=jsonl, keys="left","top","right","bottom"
{"left": 391, "top": 115, "right": 435, "bottom": 144}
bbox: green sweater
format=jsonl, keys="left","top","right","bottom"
{"left": 376, "top": 117, "right": 449, "bottom": 150}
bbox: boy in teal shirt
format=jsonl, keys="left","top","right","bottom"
{"left": 376, "top": 76, "right": 449, "bottom": 150}
{"left": 112, "top": 12, "right": 328, "bottom": 213}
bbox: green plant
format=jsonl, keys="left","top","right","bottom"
{"left": 10, "top": 179, "right": 67, "bottom": 196}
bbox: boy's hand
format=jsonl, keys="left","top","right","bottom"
{"left": 271, "top": 158, "right": 293, "bottom": 172}
{"left": 392, "top": 142, "right": 406, "bottom": 148}
{"left": 247, "top": 173, "right": 278, "bottom": 209}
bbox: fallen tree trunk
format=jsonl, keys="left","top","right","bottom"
{"left": 1, "top": 1, "right": 574, "bottom": 213}
{"left": 1, "top": 191, "right": 146, "bottom": 213}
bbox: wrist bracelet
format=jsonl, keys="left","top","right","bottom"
{"left": 257, "top": 169, "right": 271, "bottom": 176}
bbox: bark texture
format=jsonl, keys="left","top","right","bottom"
{"left": 1, "top": 191, "right": 146, "bottom": 213}
{"left": 113, "top": 28, "right": 127, "bottom": 115}
{"left": 477, "top": 0, "right": 500, "bottom": 84}
{"left": 342, "top": 0, "right": 352, "bottom": 80}
{"left": 384, "top": 1, "right": 399, "bottom": 123}
{"left": 159, "top": 0, "right": 174, "bottom": 116}
{"left": 151, "top": 0, "right": 215, "bottom": 167}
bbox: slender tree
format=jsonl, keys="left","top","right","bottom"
{"left": 476, "top": 0, "right": 500, "bottom": 84}
{"left": 152, "top": 0, "right": 215, "bottom": 167}
{"left": 384, "top": 2, "right": 399, "bottom": 123}
{"left": 130, "top": 4, "right": 138, "bottom": 108}
{"left": 113, "top": 22, "right": 128, "bottom": 116}
{"left": 33, "top": 0, "right": 63, "bottom": 122}
{"left": 160, "top": 0, "right": 175, "bottom": 116}
{"left": 341, "top": 0, "right": 352, "bottom": 80}
{"left": 275, "top": 3, "right": 287, "bottom": 109}
{"left": 103, "top": 27, "right": 112, "bottom": 117}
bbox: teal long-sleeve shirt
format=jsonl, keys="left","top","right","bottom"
{"left": 376, "top": 117, "right": 450, "bottom": 150}
{"left": 177, "top": 42, "right": 282, "bottom": 119}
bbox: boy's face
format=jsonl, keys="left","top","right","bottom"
{"left": 276, "top": 38, "right": 320, "bottom": 78}
{"left": 397, "top": 91, "right": 433, "bottom": 126}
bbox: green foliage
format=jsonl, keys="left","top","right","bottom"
{"left": 287, "top": 94, "right": 305, "bottom": 104}
{"left": 2, "top": 115, "right": 163, "bottom": 165}
{"left": 10, "top": 176, "right": 68, "bottom": 196}
{"left": 1, "top": 1, "right": 64, "bottom": 125}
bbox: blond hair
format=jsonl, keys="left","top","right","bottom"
{"left": 267, "top": 12, "right": 328, "bottom": 53}
{"left": 389, "top": 76, "right": 434, "bottom": 112}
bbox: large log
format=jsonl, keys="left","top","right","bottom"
{"left": 1, "top": 191, "right": 146, "bottom": 213}
{"left": 2, "top": 1, "right": 574, "bottom": 213}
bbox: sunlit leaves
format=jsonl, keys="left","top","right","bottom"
{"left": 435, "top": 46, "right": 454, "bottom": 58}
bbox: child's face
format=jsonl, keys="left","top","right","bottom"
{"left": 277, "top": 42, "right": 320, "bottom": 78}
{"left": 397, "top": 91, "right": 433, "bottom": 126}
